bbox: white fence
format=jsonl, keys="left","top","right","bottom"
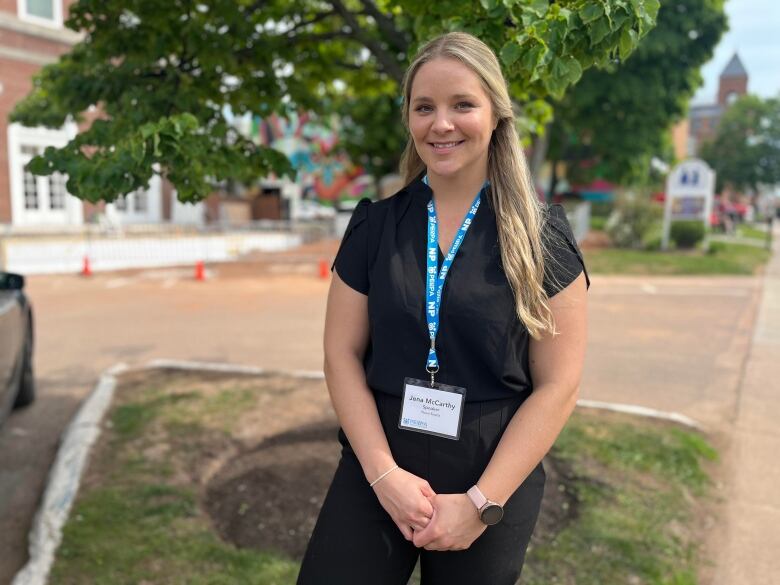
{"left": 0, "top": 220, "right": 333, "bottom": 275}
{"left": 568, "top": 202, "right": 591, "bottom": 243}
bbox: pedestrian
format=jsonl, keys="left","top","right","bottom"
{"left": 298, "top": 31, "right": 589, "bottom": 585}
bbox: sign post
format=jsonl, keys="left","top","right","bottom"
{"left": 662, "top": 159, "right": 716, "bottom": 250}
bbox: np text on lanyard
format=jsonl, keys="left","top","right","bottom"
{"left": 423, "top": 174, "right": 486, "bottom": 386}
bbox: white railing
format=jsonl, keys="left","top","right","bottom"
{"left": 0, "top": 219, "right": 335, "bottom": 274}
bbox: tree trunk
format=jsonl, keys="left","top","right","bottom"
{"left": 529, "top": 124, "right": 551, "bottom": 201}
{"left": 549, "top": 158, "right": 559, "bottom": 202}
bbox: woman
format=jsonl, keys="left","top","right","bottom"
{"left": 298, "top": 31, "right": 589, "bottom": 585}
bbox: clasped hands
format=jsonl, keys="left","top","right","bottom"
{"left": 372, "top": 467, "right": 487, "bottom": 551}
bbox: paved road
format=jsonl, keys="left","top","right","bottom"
{"left": 0, "top": 258, "right": 762, "bottom": 583}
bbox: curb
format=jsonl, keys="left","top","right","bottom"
{"left": 11, "top": 363, "right": 127, "bottom": 585}
{"left": 12, "top": 359, "right": 702, "bottom": 584}
{"left": 146, "top": 358, "right": 325, "bottom": 380}
{"left": 575, "top": 399, "right": 701, "bottom": 429}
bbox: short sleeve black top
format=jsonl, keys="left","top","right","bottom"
{"left": 333, "top": 176, "right": 590, "bottom": 403}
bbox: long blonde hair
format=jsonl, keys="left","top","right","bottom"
{"left": 399, "top": 32, "right": 555, "bottom": 339}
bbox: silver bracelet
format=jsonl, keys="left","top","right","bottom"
{"left": 369, "top": 464, "right": 399, "bottom": 487}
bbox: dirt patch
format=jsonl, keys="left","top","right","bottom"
{"left": 85, "top": 368, "right": 718, "bottom": 581}
{"left": 102, "top": 368, "right": 580, "bottom": 561}
{"left": 203, "top": 421, "right": 579, "bottom": 559}
{"left": 204, "top": 422, "right": 340, "bottom": 558}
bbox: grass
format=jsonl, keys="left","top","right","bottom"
{"left": 52, "top": 484, "right": 297, "bottom": 585}
{"left": 736, "top": 224, "right": 769, "bottom": 241}
{"left": 584, "top": 240, "right": 770, "bottom": 275}
{"left": 50, "top": 373, "right": 718, "bottom": 585}
{"left": 50, "top": 379, "right": 299, "bottom": 585}
{"left": 590, "top": 216, "right": 608, "bottom": 231}
{"left": 522, "top": 411, "right": 718, "bottom": 585}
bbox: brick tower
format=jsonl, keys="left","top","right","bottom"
{"left": 717, "top": 53, "right": 748, "bottom": 106}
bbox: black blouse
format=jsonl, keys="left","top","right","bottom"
{"left": 333, "top": 176, "right": 590, "bottom": 402}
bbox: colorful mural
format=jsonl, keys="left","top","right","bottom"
{"left": 250, "top": 112, "right": 375, "bottom": 202}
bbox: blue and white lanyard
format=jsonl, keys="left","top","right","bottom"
{"left": 423, "top": 174, "right": 486, "bottom": 385}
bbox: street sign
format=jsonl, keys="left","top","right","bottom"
{"left": 662, "top": 159, "right": 716, "bottom": 250}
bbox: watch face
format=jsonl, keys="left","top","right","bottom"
{"left": 481, "top": 503, "right": 503, "bottom": 526}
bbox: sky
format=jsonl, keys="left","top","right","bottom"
{"left": 692, "top": 0, "right": 780, "bottom": 105}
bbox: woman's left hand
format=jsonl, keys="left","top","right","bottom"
{"left": 411, "top": 493, "right": 487, "bottom": 551}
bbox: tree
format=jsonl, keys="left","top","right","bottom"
{"left": 547, "top": 0, "right": 727, "bottom": 188}
{"left": 333, "top": 94, "right": 408, "bottom": 183}
{"left": 700, "top": 95, "right": 780, "bottom": 193}
{"left": 11, "top": 0, "right": 660, "bottom": 204}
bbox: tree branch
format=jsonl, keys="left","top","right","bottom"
{"left": 285, "top": 11, "right": 336, "bottom": 34}
{"left": 334, "top": 60, "right": 364, "bottom": 71}
{"left": 358, "top": 0, "right": 408, "bottom": 52}
{"left": 286, "top": 30, "right": 352, "bottom": 43}
{"left": 329, "top": 0, "right": 404, "bottom": 84}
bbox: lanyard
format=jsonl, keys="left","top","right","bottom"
{"left": 423, "top": 174, "right": 486, "bottom": 386}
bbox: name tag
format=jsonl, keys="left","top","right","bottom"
{"left": 399, "top": 377, "right": 466, "bottom": 440}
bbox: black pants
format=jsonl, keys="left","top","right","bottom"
{"left": 298, "top": 391, "right": 546, "bottom": 585}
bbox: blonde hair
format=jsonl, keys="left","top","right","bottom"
{"left": 399, "top": 31, "right": 555, "bottom": 339}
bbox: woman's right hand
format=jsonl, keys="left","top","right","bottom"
{"left": 372, "top": 468, "right": 436, "bottom": 541}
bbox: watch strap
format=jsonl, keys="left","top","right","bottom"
{"left": 467, "top": 485, "right": 487, "bottom": 510}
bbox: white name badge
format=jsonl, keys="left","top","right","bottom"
{"left": 399, "top": 377, "right": 466, "bottom": 440}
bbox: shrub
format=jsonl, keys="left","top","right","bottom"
{"left": 590, "top": 201, "right": 614, "bottom": 218}
{"left": 643, "top": 233, "right": 663, "bottom": 251}
{"left": 605, "top": 195, "right": 662, "bottom": 249}
{"left": 671, "top": 221, "right": 706, "bottom": 249}
{"left": 590, "top": 216, "right": 607, "bottom": 231}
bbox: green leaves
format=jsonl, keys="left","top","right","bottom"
{"left": 491, "top": 0, "right": 658, "bottom": 101}
{"left": 500, "top": 37, "right": 526, "bottom": 67}
{"left": 701, "top": 95, "right": 780, "bottom": 192}
{"left": 11, "top": 0, "right": 662, "bottom": 203}
{"left": 519, "top": 43, "right": 547, "bottom": 82}
{"left": 588, "top": 16, "right": 612, "bottom": 46}
{"left": 579, "top": 3, "right": 605, "bottom": 24}
{"left": 523, "top": 0, "right": 549, "bottom": 18}
{"left": 546, "top": 56, "right": 583, "bottom": 99}
{"left": 548, "top": 0, "right": 728, "bottom": 186}
{"left": 22, "top": 112, "right": 292, "bottom": 203}
{"left": 619, "top": 28, "right": 639, "bottom": 60}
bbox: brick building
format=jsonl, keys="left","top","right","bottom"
{"left": 687, "top": 53, "right": 749, "bottom": 156}
{"left": 1, "top": 0, "right": 205, "bottom": 229}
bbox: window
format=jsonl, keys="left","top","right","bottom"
{"left": 133, "top": 189, "right": 148, "bottom": 213}
{"left": 49, "top": 173, "right": 67, "bottom": 210}
{"left": 21, "top": 146, "right": 41, "bottom": 210}
{"left": 8, "top": 122, "right": 82, "bottom": 227}
{"left": 23, "top": 169, "right": 39, "bottom": 210}
{"left": 114, "top": 195, "right": 128, "bottom": 211}
{"left": 27, "top": 0, "right": 54, "bottom": 19}
{"left": 19, "top": 0, "right": 62, "bottom": 27}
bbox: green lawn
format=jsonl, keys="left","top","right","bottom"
{"left": 584, "top": 240, "right": 770, "bottom": 275}
{"left": 50, "top": 373, "right": 717, "bottom": 585}
{"left": 522, "top": 411, "right": 717, "bottom": 585}
{"left": 51, "top": 383, "right": 298, "bottom": 585}
{"left": 736, "top": 224, "right": 771, "bottom": 241}
{"left": 590, "top": 215, "right": 608, "bottom": 231}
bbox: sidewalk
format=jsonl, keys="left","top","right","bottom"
{"left": 713, "top": 223, "right": 780, "bottom": 585}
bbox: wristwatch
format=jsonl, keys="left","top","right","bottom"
{"left": 467, "top": 485, "right": 503, "bottom": 526}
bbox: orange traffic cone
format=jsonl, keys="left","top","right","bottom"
{"left": 194, "top": 260, "right": 206, "bottom": 281}
{"left": 318, "top": 259, "right": 329, "bottom": 279}
{"left": 81, "top": 256, "right": 92, "bottom": 277}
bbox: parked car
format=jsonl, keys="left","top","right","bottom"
{"left": 0, "top": 272, "right": 35, "bottom": 427}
